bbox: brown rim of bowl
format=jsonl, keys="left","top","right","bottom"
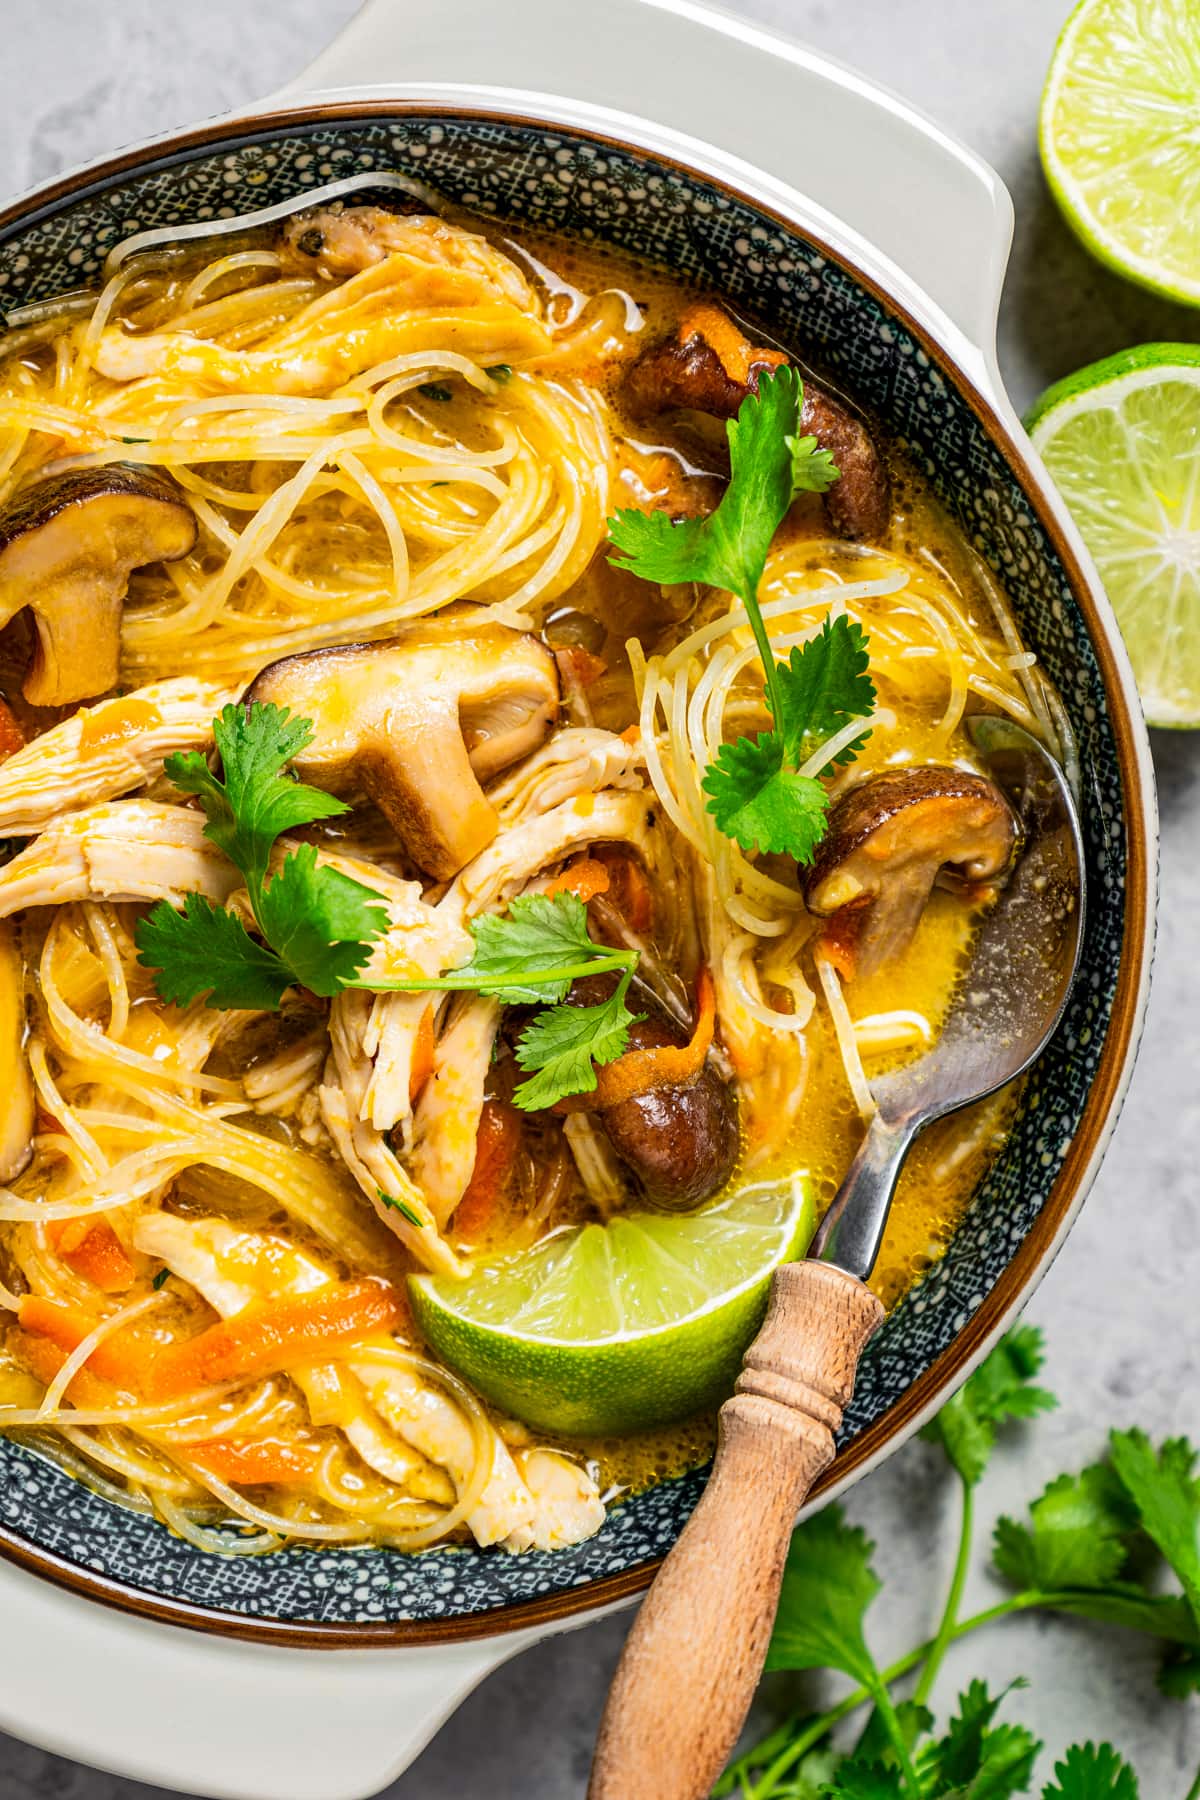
{"left": 0, "top": 101, "right": 1153, "bottom": 1650}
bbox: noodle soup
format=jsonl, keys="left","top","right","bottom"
{"left": 0, "top": 197, "right": 1060, "bottom": 1555}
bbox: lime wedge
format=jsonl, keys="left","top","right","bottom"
{"left": 1040, "top": 0, "right": 1200, "bottom": 303}
{"left": 1027, "top": 344, "right": 1200, "bottom": 726}
{"left": 409, "top": 1175, "right": 814, "bottom": 1436}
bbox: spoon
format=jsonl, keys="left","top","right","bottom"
{"left": 589, "top": 717, "right": 1086, "bottom": 1800}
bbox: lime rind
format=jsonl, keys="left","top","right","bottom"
{"left": 1025, "top": 342, "right": 1200, "bottom": 433}
{"left": 1040, "top": 0, "right": 1200, "bottom": 306}
{"left": 1029, "top": 345, "right": 1200, "bottom": 727}
{"left": 409, "top": 1174, "right": 815, "bottom": 1436}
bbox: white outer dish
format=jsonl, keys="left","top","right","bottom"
{"left": 0, "top": 1, "right": 1157, "bottom": 1796}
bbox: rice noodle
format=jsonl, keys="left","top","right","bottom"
{"left": 0, "top": 194, "right": 1057, "bottom": 1562}
{"left": 816, "top": 956, "right": 876, "bottom": 1121}
{"left": 36, "top": 1290, "right": 166, "bottom": 1419}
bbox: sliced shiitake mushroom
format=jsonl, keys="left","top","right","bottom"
{"left": 623, "top": 302, "right": 891, "bottom": 541}
{"left": 564, "top": 974, "right": 739, "bottom": 1212}
{"left": 0, "top": 467, "right": 196, "bottom": 706}
{"left": 804, "top": 765, "right": 1019, "bottom": 980}
{"left": 246, "top": 608, "right": 560, "bottom": 880}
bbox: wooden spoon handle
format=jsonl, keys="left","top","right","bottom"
{"left": 588, "top": 1261, "right": 884, "bottom": 1800}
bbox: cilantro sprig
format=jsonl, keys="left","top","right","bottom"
{"left": 716, "top": 1329, "right": 1194, "bottom": 1800}
{"left": 134, "top": 704, "right": 642, "bottom": 1107}
{"left": 606, "top": 365, "right": 876, "bottom": 862}
{"left": 135, "top": 702, "right": 388, "bottom": 1009}
{"left": 356, "top": 891, "right": 645, "bottom": 1113}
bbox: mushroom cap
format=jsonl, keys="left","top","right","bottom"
{"left": 567, "top": 974, "right": 740, "bottom": 1212}
{"left": 246, "top": 609, "right": 560, "bottom": 880}
{"left": 0, "top": 466, "right": 196, "bottom": 706}
{"left": 804, "top": 764, "right": 1019, "bottom": 980}
{"left": 621, "top": 304, "right": 891, "bottom": 540}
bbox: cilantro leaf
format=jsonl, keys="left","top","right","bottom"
{"left": 766, "top": 1506, "right": 882, "bottom": 1688}
{"left": 607, "top": 369, "right": 871, "bottom": 869}
{"left": 855, "top": 1700, "right": 933, "bottom": 1766}
{"left": 512, "top": 980, "right": 643, "bottom": 1113}
{"left": 702, "top": 733, "right": 830, "bottom": 859}
{"left": 135, "top": 894, "right": 292, "bottom": 1010}
{"left": 923, "top": 1326, "right": 1057, "bottom": 1487}
{"left": 993, "top": 1465, "right": 1134, "bottom": 1592}
{"left": 918, "top": 1682, "right": 1038, "bottom": 1798}
{"left": 824, "top": 1762, "right": 905, "bottom": 1799}
{"left": 453, "top": 892, "right": 605, "bottom": 1004}
{"left": 1157, "top": 1644, "right": 1200, "bottom": 1698}
{"left": 255, "top": 846, "right": 388, "bottom": 998}
{"left": 929, "top": 1681, "right": 1008, "bottom": 1788}
{"left": 963, "top": 1721, "right": 1040, "bottom": 1798}
{"left": 788, "top": 431, "right": 841, "bottom": 496}
{"left": 775, "top": 615, "right": 875, "bottom": 769}
{"left": 1108, "top": 1431, "right": 1200, "bottom": 1621}
{"left": 608, "top": 366, "right": 802, "bottom": 635}
{"left": 168, "top": 702, "right": 348, "bottom": 899}
{"left": 1040, "top": 1743, "right": 1139, "bottom": 1800}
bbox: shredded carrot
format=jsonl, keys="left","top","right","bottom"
{"left": 817, "top": 901, "right": 869, "bottom": 983}
{"left": 677, "top": 302, "right": 788, "bottom": 386}
{"left": 8, "top": 1325, "right": 114, "bottom": 1408}
{"left": 453, "top": 1100, "right": 522, "bottom": 1241}
{"left": 544, "top": 857, "right": 612, "bottom": 905}
{"left": 188, "top": 1435, "right": 321, "bottom": 1486}
{"left": 591, "top": 967, "right": 717, "bottom": 1109}
{"left": 620, "top": 724, "right": 641, "bottom": 745}
{"left": 17, "top": 1295, "right": 153, "bottom": 1393}
{"left": 555, "top": 645, "right": 608, "bottom": 690}
{"left": 408, "top": 1003, "right": 436, "bottom": 1104}
{"left": 593, "top": 846, "right": 653, "bottom": 933}
{"left": 144, "top": 1277, "right": 405, "bottom": 1401}
{"left": 0, "top": 700, "right": 24, "bottom": 763}
{"left": 47, "top": 1218, "right": 136, "bottom": 1294}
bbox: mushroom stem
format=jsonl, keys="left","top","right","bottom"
{"left": 246, "top": 608, "right": 560, "bottom": 880}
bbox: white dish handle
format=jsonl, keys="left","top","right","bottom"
{"left": 288, "top": 0, "right": 1013, "bottom": 353}
{"left": 0, "top": 1555, "right": 539, "bottom": 1800}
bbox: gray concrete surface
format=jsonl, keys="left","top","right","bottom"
{"left": 0, "top": 2, "right": 1197, "bottom": 1794}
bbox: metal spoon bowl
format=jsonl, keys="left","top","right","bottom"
{"left": 811, "top": 714, "right": 1086, "bottom": 1277}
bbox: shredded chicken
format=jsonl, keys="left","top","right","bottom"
{"left": 94, "top": 219, "right": 550, "bottom": 393}
{"left": 0, "top": 679, "right": 232, "bottom": 836}
{"left": 319, "top": 990, "right": 463, "bottom": 1278}
{"left": 441, "top": 790, "right": 661, "bottom": 925}
{"left": 0, "top": 801, "right": 239, "bottom": 917}
{"left": 488, "top": 727, "right": 645, "bottom": 825}
{"left": 362, "top": 990, "right": 437, "bottom": 1144}
{"left": 279, "top": 207, "right": 538, "bottom": 311}
{"left": 409, "top": 995, "right": 502, "bottom": 1229}
{"left": 132, "top": 1214, "right": 603, "bottom": 1552}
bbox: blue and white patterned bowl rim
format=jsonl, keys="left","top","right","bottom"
{"left": 0, "top": 108, "right": 1140, "bottom": 1637}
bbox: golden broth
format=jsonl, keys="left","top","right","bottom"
{"left": 0, "top": 207, "right": 1049, "bottom": 1540}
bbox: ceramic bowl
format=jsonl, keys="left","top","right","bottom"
{"left": 0, "top": 1, "right": 1155, "bottom": 1790}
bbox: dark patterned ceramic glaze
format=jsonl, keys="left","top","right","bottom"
{"left": 0, "top": 114, "right": 1129, "bottom": 1630}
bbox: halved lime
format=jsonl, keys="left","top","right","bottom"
{"left": 1027, "top": 344, "right": 1200, "bottom": 726}
{"left": 1040, "top": 0, "right": 1200, "bottom": 304}
{"left": 409, "top": 1175, "right": 814, "bottom": 1436}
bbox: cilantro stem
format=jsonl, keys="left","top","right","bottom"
{"left": 912, "top": 1474, "right": 974, "bottom": 1708}
{"left": 716, "top": 1591, "right": 1105, "bottom": 1797}
{"left": 348, "top": 949, "right": 637, "bottom": 994}
{"left": 737, "top": 583, "right": 786, "bottom": 728}
{"left": 868, "top": 1681, "right": 921, "bottom": 1796}
{"left": 1184, "top": 1761, "right": 1200, "bottom": 1800}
